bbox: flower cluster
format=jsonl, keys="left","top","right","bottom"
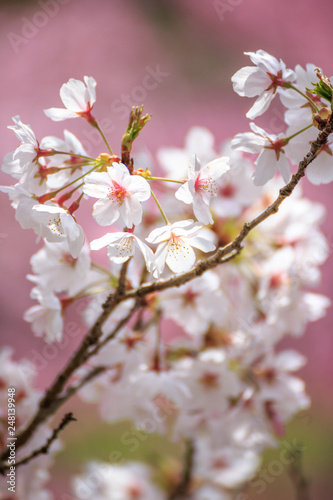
{"left": 1, "top": 51, "right": 332, "bottom": 499}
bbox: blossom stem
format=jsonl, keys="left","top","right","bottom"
{"left": 92, "top": 121, "right": 114, "bottom": 155}
{"left": 287, "top": 84, "right": 320, "bottom": 113}
{"left": 59, "top": 162, "right": 94, "bottom": 170}
{"left": 150, "top": 188, "right": 170, "bottom": 225}
{"left": 50, "top": 164, "right": 102, "bottom": 197}
{"left": 73, "top": 279, "right": 114, "bottom": 299}
{"left": 49, "top": 150, "right": 95, "bottom": 161}
{"left": 148, "top": 176, "right": 185, "bottom": 184}
{"left": 284, "top": 124, "right": 314, "bottom": 144}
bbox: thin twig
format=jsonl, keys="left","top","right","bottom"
{"left": 288, "top": 446, "right": 311, "bottom": 500}
{"left": 169, "top": 439, "right": 194, "bottom": 499}
{"left": 0, "top": 413, "right": 76, "bottom": 473}
{"left": 1, "top": 114, "right": 332, "bottom": 466}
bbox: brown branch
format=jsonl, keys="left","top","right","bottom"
{"left": 0, "top": 413, "right": 76, "bottom": 473}
{"left": 169, "top": 439, "right": 194, "bottom": 499}
{"left": 288, "top": 446, "right": 311, "bottom": 500}
{"left": 1, "top": 114, "right": 332, "bottom": 467}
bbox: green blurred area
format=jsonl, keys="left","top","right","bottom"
{"left": 53, "top": 401, "right": 333, "bottom": 499}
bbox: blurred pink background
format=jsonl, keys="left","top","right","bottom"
{"left": 1, "top": 0, "right": 333, "bottom": 498}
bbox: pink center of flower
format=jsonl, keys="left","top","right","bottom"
{"left": 200, "top": 371, "right": 220, "bottom": 388}
{"left": 194, "top": 174, "right": 217, "bottom": 197}
{"left": 265, "top": 70, "right": 286, "bottom": 92}
{"left": 219, "top": 183, "right": 236, "bottom": 198}
{"left": 108, "top": 181, "right": 129, "bottom": 204}
{"left": 60, "top": 252, "right": 77, "bottom": 267}
{"left": 264, "top": 138, "right": 287, "bottom": 161}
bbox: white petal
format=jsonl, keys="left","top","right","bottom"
{"left": 188, "top": 235, "right": 216, "bottom": 252}
{"left": 44, "top": 107, "right": 78, "bottom": 121}
{"left": 93, "top": 198, "right": 120, "bottom": 226}
{"left": 122, "top": 196, "right": 143, "bottom": 227}
{"left": 277, "top": 155, "right": 291, "bottom": 183}
{"left": 60, "top": 78, "right": 88, "bottom": 112}
{"left": 134, "top": 236, "right": 155, "bottom": 273}
{"left": 175, "top": 181, "right": 193, "bottom": 204}
{"left": 246, "top": 91, "right": 275, "bottom": 120}
{"left": 253, "top": 150, "right": 277, "bottom": 186}
{"left": 193, "top": 193, "right": 213, "bottom": 225}
{"left": 166, "top": 240, "right": 196, "bottom": 273}
{"left": 83, "top": 172, "right": 111, "bottom": 198}
{"left": 90, "top": 232, "right": 124, "bottom": 250}
{"left": 126, "top": 174, "right": 151, "bottom": 201}
{"left": 231, "top": 66, "right": 259, "bottom": 96}
{"left": 153, "top": 242, "right": 169, "bottom": 277}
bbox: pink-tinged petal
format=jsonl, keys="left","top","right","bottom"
{"left": 188, "top": 235, "right": 216, "bottom": 252}
{"left": 253, "top": 150, "right": 277, "bottom": 186}
{"left": 166, "top": 239, "right": 196, "bottom": 273}
{"left": 83, "top": 172, "right": 111, "bottom": 198}
{"left": 192, "top": 193, "right": 213, "bottom": 225}
{"left": 232, "top": 66, "right": 259, "bottom": 96}
{"left": 44, "top": 107, "right": 78, "bottom": 121}
{"left": 188, "top": 154, "right": 201, "bottom": 179}
{"left": 243, "top": 69, "right": 271, "bottom": 97}
{"left": 146, "top": 225, "right": 172, "bottom": 244}
{"left": 93, "top": 198, "right": 120, "bottom": 226}
{"left": 60, "top": 79, "right": 88, "bottom": 112}
{"left": 186, "top": 128, "right": 215, "bottom": 157}
{"left": 246, "top": 91, "right": 275, "bottom": 120}
{"left": 277, "top": 155, "right": 291, "bottom": 184}
{"left": 84, "top": 76, "right": 97, "bottom": 106}
{"left": 175, "top": 182, "right": 193, "bottom": 204}
{"left": 134, "top": 236, "right": 155, "bottom": 273}
{"left": 306, "top": 152, "right": 333, "bottom": 185}
{"left": 90, "top": 232, "right": 124, "bottom": 250}
{"left": 232, "top": 132, "right": 267, "bottom": 154}
{"left": 274, "top": 351, "right": 307, "bottom": 372}
{"left": 122, "top": 196, "right": 143, "bottom": 227}
{"left": 126, "top": 174, "right": 151, "bottom": 201}
{"left": 153, "top": 242, "right": 169, "bottom": 277}
{"left": 107, "top": 234, "right": 135, "bottom": 263}
{"left": 157, "top": 148, "right": 189, "bottom": 180}
{"left": 201, "top": 157, "right": 230, "bottom": 181}
{"left": 107, "top": 163, "right": 129, "bottom": 184}
{"left": 66, "top": 223, "right": 85, "bottom": 258}
{"left": 245, "top": 50, "right": 281, "bottom": 74}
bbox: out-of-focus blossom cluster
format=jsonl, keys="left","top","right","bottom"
{"left": 0, "top": 349, "right": 60, "bottom": 499}
{"left": 1, "top": 50, "right": 332, "bottom": 499}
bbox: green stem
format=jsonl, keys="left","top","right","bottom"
{"left": 60, "top": 162, "right": 94, "bottom": 170}
{"left": 148, "top": 176, "right": 185, "bottom": 184}
{"left": 53, "top": 164, "right": 102, "bottom": 195}
{"left": 287, "top": 84, "right": 320, "bottom": 113}
{"left": 73, "top": 278, "right": 113, "bottom": 300}
{"left": 150, "top": 188, "right": 170, "bottom": 225}
{"left": 50, "top": 151, "right": 95, "bottom": 161}
{"left": 285, "top": 124, "right": 313, "bottom": 144}
{"left": 93, "top": 122, "right": 113, "bottom": 155}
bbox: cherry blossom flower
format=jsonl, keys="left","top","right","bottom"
{"left": 175, "top": 154, "right": 230, "bottom": 224}
{"left": 90, "top": 231, "right": 155, "bottom": 272}
{"left": 279, "top": 64, "right": 323, "bottom": 126}
{"left": 194, "top": 437, "right": 261, "bottom": 489}
{"left": 31, "top": 203, "right": 85, "bottom": 258}
{"left": 232, "top": 123, "right": 291, "bottom": 185}
{"left": 232, "top": 50, "right": 295, "bottom": 119}
{"left": 2, "top": 116, "right": 39, "bottom": 182}
{"left": 72, "top": 462, "right": 166, "bottom": 500}
{"left": 28, "top": 240, "right": 91, "bottom": 295}
{"left": 44, "top": 76, "right": 97, "bottom": 122}
{"left": 214, "top": 142, "right": 261, "bottom": 218}
{"left": 285, "top": 125, "right": 333, "bottom": 185}
{"left": 83, "top": 163, "right": 151, "bottom": 227}
{"left": 146, "top": 220, "right": 215, "bottom": 277}
{"left": 40, "top": 130, "right": 90, "bottom": 189}
{"left": 23, "top": 287, "right": 64, "bottom": 343}
{"left": 159, "top": 271, "right": 227, "bottom": 338}
{"left": 157, "top": 126, "right": 217, "bottom": 180}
